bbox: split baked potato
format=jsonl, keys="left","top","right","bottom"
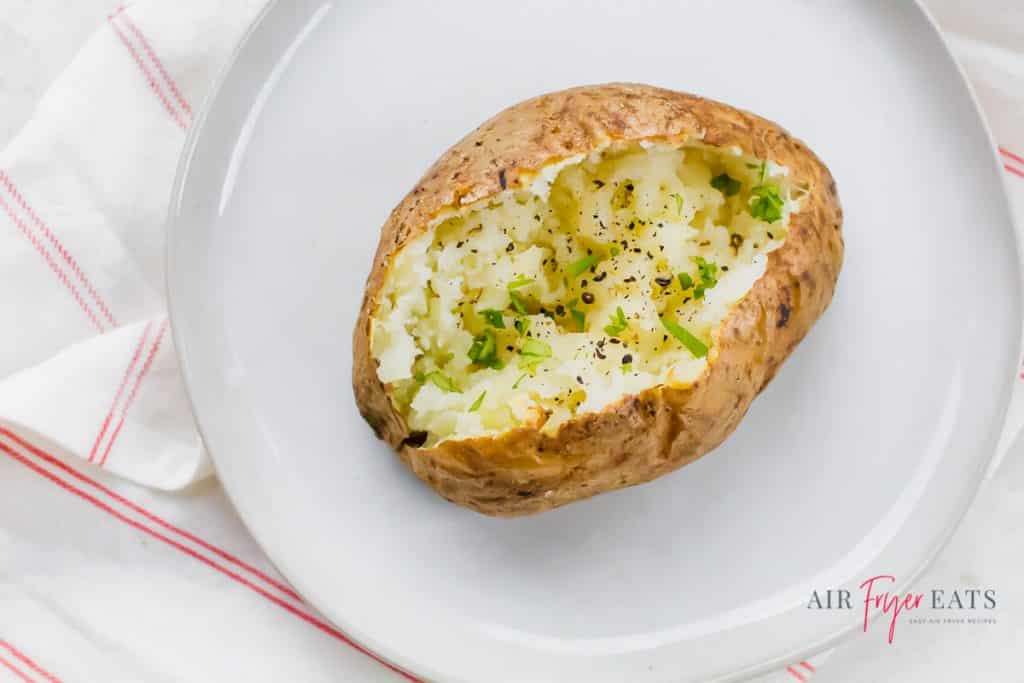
{"left": 353, "top": 83, "right": 843, "bottom": 516}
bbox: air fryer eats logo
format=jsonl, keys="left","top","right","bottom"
{"left": 808, "top": 575, "right": 997, "bottom": 643}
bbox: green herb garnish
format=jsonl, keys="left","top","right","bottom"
{"left": 693, "top": 256, "right": 718, "bottom": 288}
{"left": 469, "top": 391, "right": 486, "bottom": 412}
{"left": 425, "top": 371, "right": 461, "bottom": 393}
{"left": 670, "top": 193, "right": 684, "bottom": 215}
{"left": 749, "top": 184, "right": 784, "bottom": 223}
{"left": 514, "top": 317, "right": 530, "bottom": 336}
{"left": 414, "top": 372, "right": 426, "bottom": 384}
{"left": 518, "top": 338, "right": 552, "bottom": 368}
{"left": 603, "top": 306, "right": 628, "bottom": 337}
{"left": 467, "top": 330, "right": 503, "bottom": 369}
{"left": 711, "top": 173, "right": 741, "bottom": 197}
{"left": 512, "top": 373, "right": 528, "bottom": 389}
{"left": 508, "top": 275, "right": 535, "bottom": 290}
{"left": 621, "top": 363, "right": 632, "bottom": 375}
{"left": 691, "top": 256, "right": 718, "bottom": 299}
{"left": 509, "top": 290, "right": 528, "bottom": 315}
{"left": 610, "top": 246, "right": 620, "bottom": 257}
{"left": 568, "top": 254, "right": 598, "bottom": 278}
{"left": 480, "top": 309, "right": 505, "bottom": 328}
{"left": 660, "top": 317, "right": 708, "bottom": 358}
{"left": 570, "top": 308, "right": 586, "bottom": 332}
{"left": 677, "top": 272, "right": 694, "bottom": 289}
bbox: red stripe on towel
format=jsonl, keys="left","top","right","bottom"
{"left": 0, "top": 435, "right": 420, "bottom": 683}
{"left": 0, "top": 641, "right": 62, "bottom": 683}
{"left": 0, "top": 193, "right": 104, "bottom": 332}
{"left": 0, "top": 427, "right": 302, "bottom": 604}
{"left": 107, "top": 16, "right": 189, "bottom": 130}
{"left": 0, "top": 171, "right": 117, "bottom": 327}
{"left": 120, "top": 13, "right": 192, "bottom": 116}
{"left": 97, "top": 320, "right": 166, "bottom": 467}
{"left": 88, "top": 322, "right": 152, "bottom": 463}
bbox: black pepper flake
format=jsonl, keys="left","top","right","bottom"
{"left": 609, "top": 338, "right": 621, "bottom": 344}
{"left": 576, "top": 376, "right": 584, "bottom": 385}
{"left": 624, "top": 276, "right": 637, "bottom": 283}
{"left": 646, "top": 251, "right": 654, "bottom": 259}
{"left": 596, "top": 348, "right": 606, "bottom": 359}
{"left": 593, "top": 272, "right": 607, "bottom": 282}
{"left": 498, "top": 168, "right": 507, "bottom": 189}
{"left": 581, "top": 292, "right": 595, "bottom": 305}
{"left": 622, "top": 354, "right": 633, "bottom": 364}
{"left": 730, "top": 233, "right": 744, "bottom": 249}
{"left": 767, "top": 231, "right": 775, "bottom": 239}
{"left": 625, "top": 183, "right": 634, "bottom": 191}
{"left": 721, "top": 265, "right": 729, "bottom": 272}
{"left": 655, "top": 276, "right": 672, "bottom": 288}
{"left": 555, "top": 304, "right": 566, "bottom": 316}
{"left": 581, "top": 279, "right": 588, "bottom": 288}
{"left": 456, "top": 241, "right": 463, "bottom": 248}
{"left": 474, "top": 140, "right": 483, "bottom": 146}
{"left": 593, "top": 179, "right": 605, "bottom": 188}
{"left": 506, "top": 242, "right": 515, "bottom": 252}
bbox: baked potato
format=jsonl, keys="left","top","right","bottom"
{"left": 353, "top": 83, "right": 843, "bottom": 516}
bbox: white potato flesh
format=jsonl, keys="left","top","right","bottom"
{"left": 370, "top": 143, "right": 797, "bottom": 446}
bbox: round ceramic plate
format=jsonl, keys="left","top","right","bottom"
{"left": 166, "top": 1, "right": 1020, "bottom": 681}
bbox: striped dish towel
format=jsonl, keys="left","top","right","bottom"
{"left": 0, "top": 1, "right": 1021, "bottom": 681}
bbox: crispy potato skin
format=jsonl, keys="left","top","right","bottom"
{"left": 353, "top": 83, "right": 843, "bottom": 516}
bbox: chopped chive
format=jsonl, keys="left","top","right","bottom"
{"left": 749, "top": 184, "right": 784, "bottom": 223}
{"left": 426, "top": 371, "right": 461, "bottom": 393}
{"left": 467, "top": 329, "right": 502, "bottom": 369}
{"left": 660, "top": 317, "right": 708, "bottom": 358}
{"left": 710, "top": 173, "right": 741, "bottom": 197}
{"left": 677, "top": 272, "right": 694, "bottom": 289}
{"left": 603, "top": 306, "right": 628, "bottom": 337}
{"left": 670, "top": 192, "right": 684, "bottom": 214}
{"left": 571, "top": 308, "right": 586, "bottom": 332}
{"left": 567, "top": 254, "right": 598, "bottom": 278}
{"left": 508, "top": 275, "right": 535, "bottom": 290}
{"left": 512, "top": 373, "right": 528, "bottom": 389}
{"left": 520, "top": 339, "right": 552, "bottom": 358}
{"left": 693, "top": 256, "right": 718, "bottom": 289}
{"left": 469, "top": 391, "right": 486, "bottom": 412}
{"left": 509, "top": 290, "right": 528, "bottom": 315}
{"left": 518, "top": 338, "right": 552, "bottom": 369}
{"left": 480, "top": 309, "right": 505, "bottom": 328}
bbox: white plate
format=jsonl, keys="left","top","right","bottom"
{"left": 166, "top": 1, "right": 1020, "bottom": 681}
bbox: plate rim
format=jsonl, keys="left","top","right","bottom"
{"left": 164, "top": 1, "right": 1023, "bottom": 680}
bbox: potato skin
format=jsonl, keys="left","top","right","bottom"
{"left": 353, "top": 83, "right": 843, "bottom": 516}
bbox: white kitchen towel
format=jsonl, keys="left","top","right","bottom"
{"left": 0, "top": 1, "right": 1021, "bottom": 682}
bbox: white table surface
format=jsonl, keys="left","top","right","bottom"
{"left": 1, "top": 1, "right": 1019, "bottom": 681}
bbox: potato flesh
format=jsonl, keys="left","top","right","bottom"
{"left": 371, "top": 143, "right": 795, "bottom": 446}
